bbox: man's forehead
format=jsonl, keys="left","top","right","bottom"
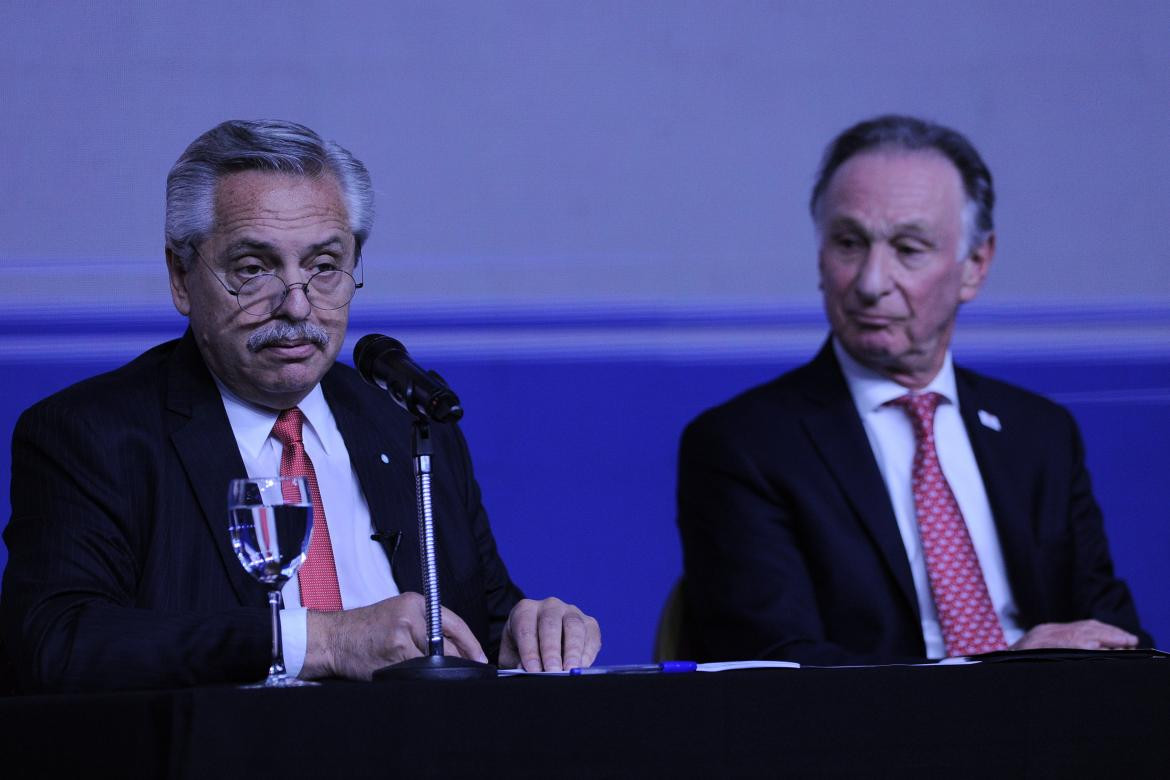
{"left": 219, "top": 235, "right": 347, "bottom": 256}
{"left": 827, "top": 213, "right": 936, "bottom": 237}
{"left": 820, "top": 148, "right": 964, "bottom": 227}
{"left": 209, "top": 170, "right": 353, "bottom": 245}
{"left": 825, "top": 148, "right": 962, "bottom": 201}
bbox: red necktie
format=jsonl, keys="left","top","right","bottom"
{"left": 887, "top": 393, "right": 1006, "bottom": 656}
{"left": 271, "top": 408, "right": 343, "bottom": 611}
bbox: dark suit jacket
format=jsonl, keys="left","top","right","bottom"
{"left": 677, "top": 340, "right": 1149, "bottom": 665}
{"left": 1, "top": 330, "right": 523, "bottom": 692}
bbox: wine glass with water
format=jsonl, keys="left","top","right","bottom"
{"left": 228, "top": 476, "right": 317, "bottom": 688}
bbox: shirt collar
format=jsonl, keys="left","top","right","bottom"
{"left": 215, "top": 380, "right": 337, "bottom": 458}
{"left": 831, "top": 337, "right": 959, "bottom": 416}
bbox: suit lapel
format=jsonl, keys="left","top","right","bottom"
{"left": 323, "top": 368, "right": 423, "bottom": 595}
{"left": 955, "top": 368, "right": 1042, "bottom": 622}
{"left": 165, "top": 331, "right": 263, "bottom": 607}
{"left": 798, "top": 342, "right": 920, "bottom": 617}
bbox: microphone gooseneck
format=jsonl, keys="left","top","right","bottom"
{"left": 357, "top": 334, "right": 496, "bottom": 680}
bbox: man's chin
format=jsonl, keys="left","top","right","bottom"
{"left": 273, "top": 362, "right": 328, "bottom": 390}
{"left": 244, "top": 363, "right": 329, "bottom": 407}
{"left": 841, "top": 333, "right": 898, "bottom": 365}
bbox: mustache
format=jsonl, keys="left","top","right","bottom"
{"left": 246, "top": 321, "right": 330, "bottom": 353}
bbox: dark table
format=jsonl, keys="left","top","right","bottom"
{"left": 3, "top": 658, "right": 1168, "bottom": 778}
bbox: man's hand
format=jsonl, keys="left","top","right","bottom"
{"left": 498, "top": 597, "right": 601, "bottom": 672}
{"left": 301, "top": 592, "right": 488, "bottom": 680}
{"left": 1010, "top": 619, "right": 1139, "bottom": 651}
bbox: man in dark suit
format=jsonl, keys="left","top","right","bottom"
{"left": 677, "top": 115, "right": 1148, "bottom": 665}
{"left": 1, "top": 120, "right": 600, "bottom": 692}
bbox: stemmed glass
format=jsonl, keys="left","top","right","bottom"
{"left": 228, "top": 476, "right": 317, "bottom": 688}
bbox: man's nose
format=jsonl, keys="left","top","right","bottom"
{"left": 853, "top": 246, "right": 894, "bottom": 304}
{"left": 274, "top": 282, "right": 313, "bottom": 320}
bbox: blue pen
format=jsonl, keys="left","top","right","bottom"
{"left": 569, "top": 661, "right": 698, "bottom": 676}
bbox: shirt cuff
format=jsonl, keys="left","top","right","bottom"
{"left": 279, "top": 607, "right": 308, "bottom": 678}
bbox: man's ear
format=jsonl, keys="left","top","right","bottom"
{"left": 958, "top": 233, "right": 995, "bottom": 303}
{"left": 165, "top": 247, "right": 192, "bottom": 316}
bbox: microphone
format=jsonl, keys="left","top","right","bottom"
{"left": 353, "top": 334, "right": 464, "bottom": 423}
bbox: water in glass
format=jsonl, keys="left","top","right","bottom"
{"left": 228, "top": 476, "right": 317, "bottom": 688}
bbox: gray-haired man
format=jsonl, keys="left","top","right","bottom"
{"left": 2, "top": 120, "right": 600, "bottom": 691}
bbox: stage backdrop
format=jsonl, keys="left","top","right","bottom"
{"left": 2, "top": 2, "right": 1168, "bottom": 663}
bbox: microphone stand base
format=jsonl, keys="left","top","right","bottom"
{"left": 373, "top": 654, "right": 497, "bottom": 681}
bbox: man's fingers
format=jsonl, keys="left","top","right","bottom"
{"left": 554, "top": 610, "right": 601, "bottom": 669}
{"left": 580, "top": 615, "right": 602, "bottom": 667}
{"left": 512, "top": 604, "right": 543, "bottom": 672}
{"left": 393, "top": 592, "right": 429, "bottom": 655}
{"left": 1013, "top": 619, "right": 1140, "bottom": 651}
{"left": 504, "top": 599, "right": 553, "bottom": 671}
{"left": 313, "top": 594, "right": 598, "bottom": 678}
{"left": 497, "top": 625, "right": 520, "bottom": 668}
{"left": 440, "top": 606, "right": 488, "bottom": 663}
{"left": 553, "top": 608, "right": 601, "bottom": 669}
{"left": 537, "top": 601, "right": 568, "bottom": 671}
{"left": 1085, "top": 620, "right": 1138, "bottom": 648}
{"left": 500, "top": 598, "right": 601, "bottom": 671}
{"left": 560, "top": 611, "right": 587, "bottom": 670}
{"left": 1069, "top": 619, "right": 1138, "bottom": 649}
{"left": 397, "top": 620, "right": 427, "bottom": 658}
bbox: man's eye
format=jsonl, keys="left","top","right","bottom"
{"left": 227, "top": 264, "right": 269, "bottom": 287}
{"left": 833, "top": 235, "right": 864, "bottom": 251}
{"left": 313, "top": 261, "right": 339, "bottom": 274}
{"left": 895, "top": 244, "right": 926, "bottom": 257}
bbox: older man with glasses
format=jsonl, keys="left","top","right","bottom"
{"left": 1, "top": 119, "right": 600, "bottom": 692}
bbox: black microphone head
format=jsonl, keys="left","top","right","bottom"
{"left": 429, "top": 393, "right": 464, "bottom": 423}
{"left": 354, "top": 334, "right": 406, "bottom": 385}
{"left": 352, "top": 333, "right": 464, "bottom": 423}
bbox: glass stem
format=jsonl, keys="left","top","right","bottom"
{"left": 268, "top": 588, "right": 287, "bottom": 678}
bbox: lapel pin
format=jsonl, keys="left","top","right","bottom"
{"left": 380, "top": 453, "right": 390, "bottom": 464}
{"left": 978, "top": 410, "right": 1002, "bottom": 432}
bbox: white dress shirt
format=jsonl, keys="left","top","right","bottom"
{"left": 217, "top": 381, "right": 399, "bottom": 676}
{"left": 832, "top": 339, "right": 1024, "bottom": 657}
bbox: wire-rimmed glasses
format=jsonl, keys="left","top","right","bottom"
{"left": 192, "top": 246, "right": 363, "bottom": 316}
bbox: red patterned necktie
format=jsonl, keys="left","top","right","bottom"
{"left": 887, "top": 392, "right": 1006, "bottom": 656}
{"left": 271, "top": 408, "right": 343, "bottom": 611}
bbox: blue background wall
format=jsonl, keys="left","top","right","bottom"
{"left": 2, "top": 2, "right": 1167, "bottom": 662}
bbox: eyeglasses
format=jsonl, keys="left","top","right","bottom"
{"left": 191, "top": 246, "right": 364, "bottom": 316}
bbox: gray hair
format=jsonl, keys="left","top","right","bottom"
{"left": 810, "top": 115, "right": 994, "bottom": 259}
{"left": 165, "top": 119, "right": 374, "bottom": 266}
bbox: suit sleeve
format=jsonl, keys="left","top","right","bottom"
{"left": 677, "top": 415, "right": 926, "bottom": 666}
{"left": 1059, "top": 409, "right": 1152, "bottom": 645}
{"left": 0, "top": 400, "right": 269, "bottom": 693}
{"left": 444, "top": 424, "right": 525, "bottom": 662}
